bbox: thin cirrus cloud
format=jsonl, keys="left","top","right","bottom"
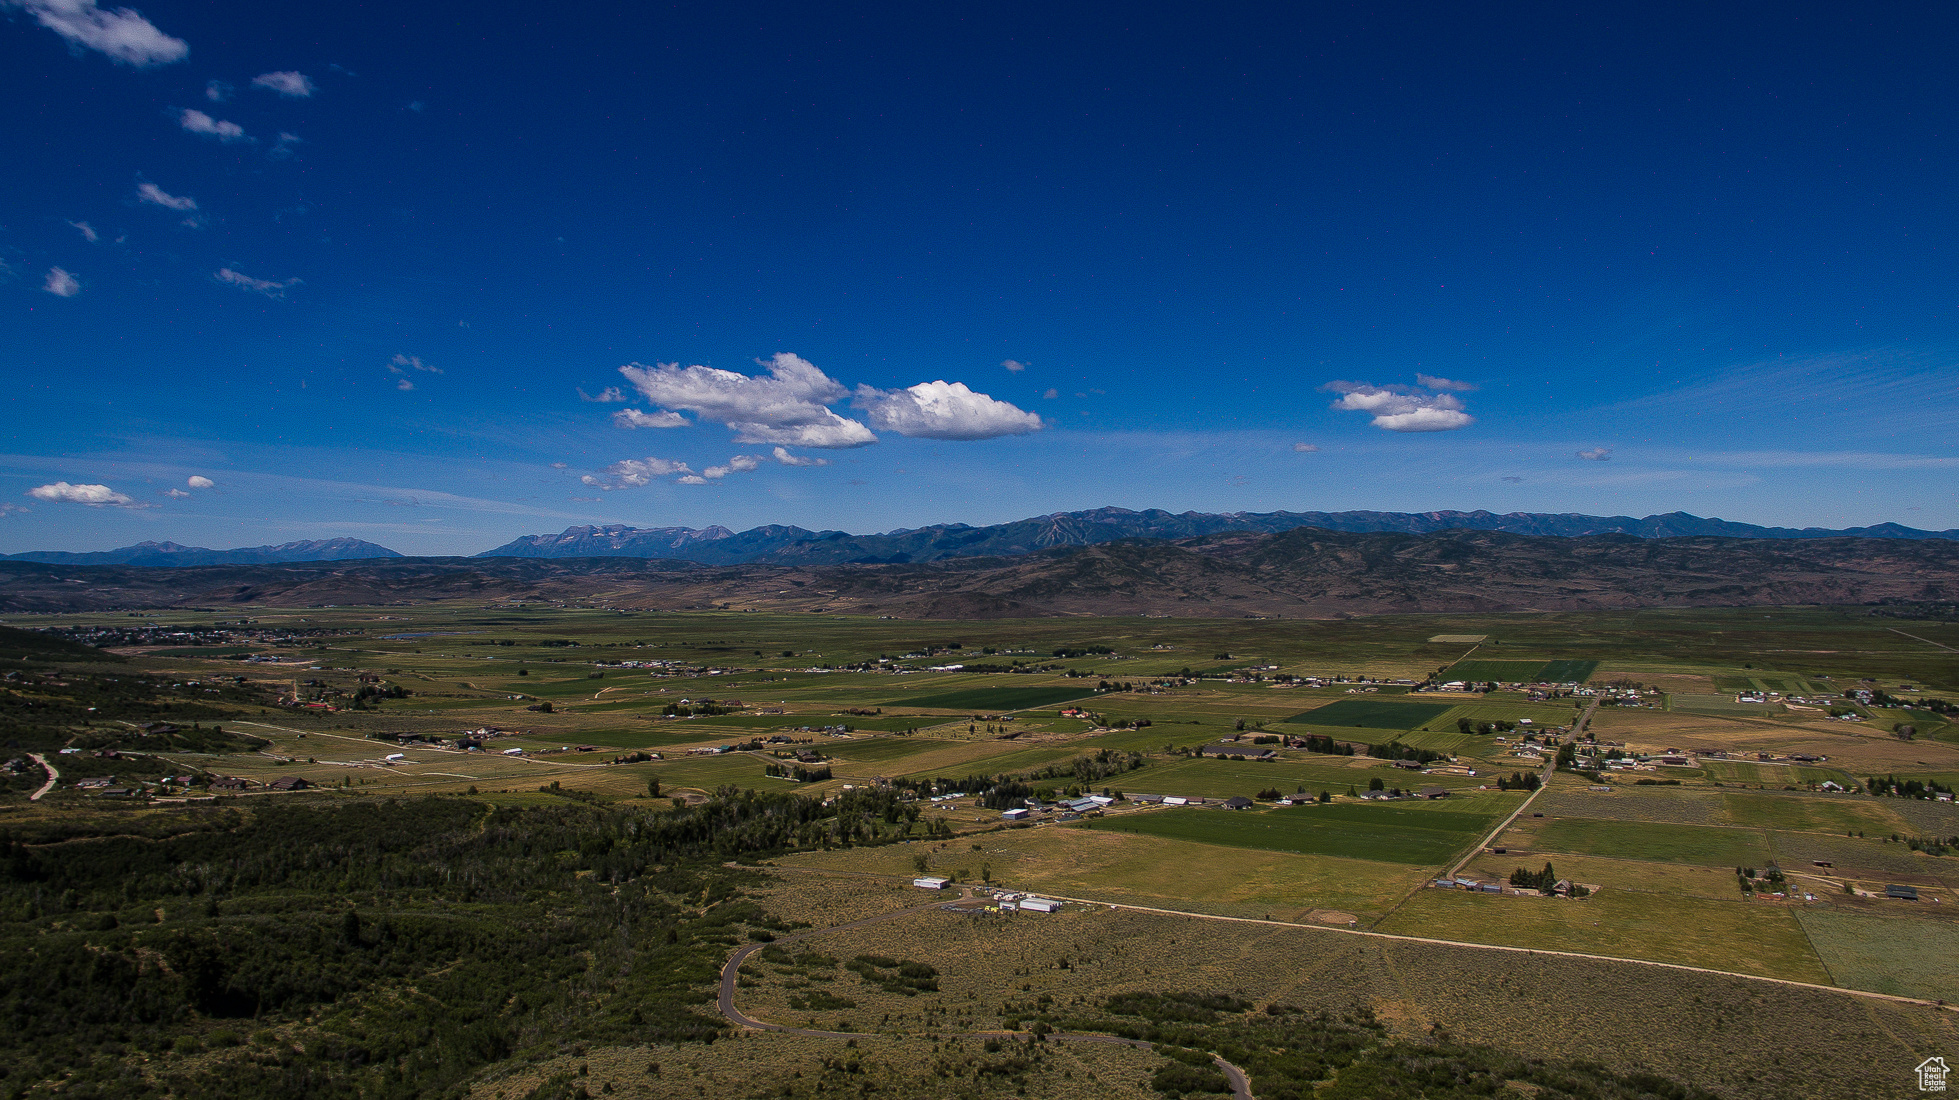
{"left": 617, "top": 353, "right": 875, "bottom": 448}
{"left": 1577, "top": 447, "right": 1612, "bottom": 461}
{"left": 68, "top": 220, "right": 98, "bottom": 242}
{"left": 251, "top": 70, "right": 315, "bottom": 97}
{"left": 1292, "top": 442, "right": 1320, "bottom": 453}
{"left": 27, "top": 481, "right": 140, "bottom": 507}
{"left": 1415, "top": 373, "right": 1476, "bottom": 392}
{"left": 577, "top": 386, "right": 627, "bottom": 403}
{"left": 215, "top": 268, "right": 299, "bottom": 297}
{"left": 136, "top": 182, "right": 195, "bottom": 211}
{"left": 853, "top": 380, "right": 1043, "bottom": 440}
{"left": 9, "top": 0, "right": 188, "bottom": 67}
{"left": 178, "top": 108, "right": 247, "bottom": 141}
{"left": 1322, "top": 378, "right": 1474, "bottom": 432}
{"left": 43, "top": 267, "right": 81, "bottom": 296}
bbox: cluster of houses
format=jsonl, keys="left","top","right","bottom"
{"left": 911, "top": 877, "right": 1061, "bottom": 912}
{"left": 1432, "top": 875, "right": 1586, "bottom": 898}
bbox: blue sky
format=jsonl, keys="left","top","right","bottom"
{"left": 4, "top": 1, "right": 1956, "bottom": 554}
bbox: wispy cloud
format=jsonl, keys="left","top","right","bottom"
{"left": 10, "top": 0, "right": 188, "bottom": 66}
{"left": 1323, "top": 378, "right": 1473, "bottom": 432}
{"left": 67, "top": 219, "right": 98, "bottom": 242}
{"left": 773, "top": 447, "right": 827, "bottom": 467}
{"left": 578, "top": 386, "right": 627, "bottom": 402}
{"left": 618, "top": 353, "right": 876, "bottom": 448}
{"left": 1002, "top": 359, "right": 1028, "bottom": 373}
{"left": 1416, "top": 373, "right": 1476, "bottom": 392}
{"left": 1577, "top": 447, "right": 1612, "bottom": 461}
{"left": 1042, "top": 388, "right": 1058, "bottom": 399}
{"left": 179, "top": 108, "right": 247, "bottom": 141}
{"left": 27, "top": 481, "right": 142, "bottom": 507}
{"left": 613, "top": 408, "right": 688, "bottom": 429}
{"left": 1292, "top": 442, "right": 1319, "bottom": 453}
{"left": 0, "top": 502, "right": 26, "bottom": 517}
{"left": 162, "top": 487, "right": 190, "bottom": 498}
{"left": 389, "top": 354, "right": 441, "bottom": 374}
{"left": 853, "top": 380, "right": 1043, "bottom": 440}
{"left": 215, "top": 267, "right": 298, "bottom": 297}
{"left": 136, "top": 181, "right": 195, "bottom": 211}
{"left": 204, "top": 79, "right": 230, "bottom": 101}
{"left": 252, "top": 70, "right": 315, "bottom": 97}
{"left": 43, "top": 267, "right": 80, "bottom": 297}
{"left": 1658, "top": 448, "right": 1959, "bottom": 471}
{"left": 580, "top": 457, "right": 693, "bottom": 490}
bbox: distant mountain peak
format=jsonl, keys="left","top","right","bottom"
{"left": 3, "top": 537, "right": 402, "bottom": 567}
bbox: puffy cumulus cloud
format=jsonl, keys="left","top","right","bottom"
{"left": 68, "top": 219, "right": 98, "bottom": 242}
{"left": 1002, "top": 359, "right": 1028, "bottom": 373}
{"left": 179, "top": 108, "right": 246, "bottom": 141}
{"left": 577, "top": 386, "right": 626, "bottom": 402}
{"left": 186, "top": 475, "right": 214, "bottom": 488}
{"left": 1577, "top": 447, "right": 1612, "bottom": 461}
{"left": 9, "top": 0, "right": 188, "bottom": 66}
{"left": 772, "top": 447, "right": 827, "bottom": 467}
{"left": 27, "top": 481, "right": 140, "bottom": 507}
{"left": 580, "top": 457, "right": 693, "bottom": 490}
{"left": 389, "top": 354, "right": 440, "bottom": 374}
{"left": 1416, "top": 373, "right": 1476, "bottom": 392}
{"left": 136, "top": 182, "right": 195, "bottom": 211}
{"left": 1323, "top": 379, "right": 1473, "bottom": 432}
{"left": 613, "top": 408, "right": 688, "bottom": 429}
{"left": 853, "top": 380, "right": 1043, "bottom": 440}
{"left": 215, "top": 268, "right": 299, "bottom": 298}
{"left": 252, "top": 70, "right": 315, "bottom": 97}
{"left": 1292, "top": 442, "right": 1320, "bottom": 453}
{"left": 43, "top": 267, "right": 81, "bottom": 297}
{"left": 617, "top": 353, "right": 876, "bottom": 448}
{"left": 162, "top": 488, "right": 190, "bottom": 498}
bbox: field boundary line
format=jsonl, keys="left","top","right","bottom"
{"left": 1887, "top": 627, "right": 1959, "bottom": 653}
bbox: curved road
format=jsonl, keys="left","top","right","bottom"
{"left": 27, "top": 753, "right": 57, "bottom": 801}
{"left": 716, "top": 893, "right": 1255, "bottom": 1099}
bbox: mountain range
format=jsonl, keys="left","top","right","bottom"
{"left": 2, "top": 538, "right": 402, "bottom": 568}
{"left": 474, "top": 508, "right": 1959, "bottom": 565}
{"left": 3, "top": 528, "right": 1954, "bottom": 617}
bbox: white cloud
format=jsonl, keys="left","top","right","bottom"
{"left": 1416, "top": 373, "right": 1476, "bottom": 392}
{"left": 617, "top": 353, "right": 876, "bottom": 448}
{"left": 699, "top": 454, "right": 765, "bottom": 480}
{"left": 0, "top": 502, "right": 26, "bottom": 517}
{"left": 396, "top": 378, "right": 414, "bottom": 391}
{"left": 179, "top": 108, "right": 246, "bottom": 141}
{"left": 613, "top": 408, "right": 688, "bottom": 429}
{"left": 390, "top": 353, "right": 441, "bottom": 373}
{"left": 252, "top": 70, "right": 315, "bottom": 97}
{"left": 162, "top": 488, "right": 190, "bottom": 498}
{"left": 1323, "top": 380, "right": 1474, "bottom": 432}
{"left": 215, "top": 268, "right": 298, "bottom": 297}
{"left": 772, "top": 447, "right": 828, "bottom": 467}
{"left": 581, "top": 457, "right": 694, "bottom": 490}
{"left": 578, "top": 386, "right": 627, "bottom": 402}
{"left": 1292, "top": 442, "right": 1320, "bottom": 453}
{"left": 1577, "top": 447, "right": 1612, "bottom": 461}
{"left": 1042, "top": 388, "right": 1059, "bottom": 399}
{"left": 271, "top": 131, "right": 300, "bottom": 157}
{"left": 853, "top": 380, "right": 1043, "bottom": 440}
{"left": 43, "top": 267, "right": 80, "bottom": 296}
{"left": 549, "top": 462, "right": 569, "bottom": 469}
{"left": 10, "top": 0, "right": 187, "bottom": 66}
{"left": 205, "top": 79, "right": 230, "bottom": 101}
{"left": 1002, "top": 359, "right": 1028, "bottom": 373}
{"left": 136, "top": 182, "right": 195, "bottom": 211}
{"left": 186, "top": 475, "right": 214, "bottom": 488}
{"left": 27, "top": 481, "right": 139, "bottom": 507}
{"left": 68, "top": 219, "right": 98, "bottom": 242}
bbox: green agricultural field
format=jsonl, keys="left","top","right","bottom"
{"left": 1283, "top": 698, "right": 1454, "bottom": 730}
{"left": 1445, "top": 659, "right": 1555, "bottom": 682}
{"left": 1136, "top": 755, "right": 1401, "bottom": 800}
{"left": 1669, "top": 693, "right": 1785, "bottom": 716}
{"left": 1538, "top": 659, "right": 1600, "bottom": 682}
{"left": 1089, "top": 801, "right": 1500, "bottom": 865}
{"left": 1717, "top": 792, "right": 1905, "bottom": 834}
{"left": 881, "top": 684, "right": 1093, "bottom": 711}
{"left": 1796, "top": 910, "right": 1959, "bottom": 1000}
{"left": 1527, "top": 817, "right": 1772, "bottom": 867}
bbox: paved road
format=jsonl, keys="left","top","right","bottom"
{"left": 715, "top": 892, "right": 1256, "bottom": 1098}
{"left": 1441, "top": 695, "right": 1592, "bottom": 881}
{"left": 27, "top": 753, "right": 57, "bottom": 801}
